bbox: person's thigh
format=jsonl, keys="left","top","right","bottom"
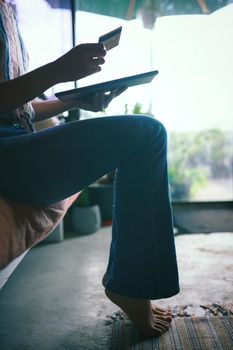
{"left": 0, "top": 115, "right": 161, "bottom": 205}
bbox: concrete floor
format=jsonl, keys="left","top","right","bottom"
{"left": 0, "top": 228, "right": 232, "bottom": 350}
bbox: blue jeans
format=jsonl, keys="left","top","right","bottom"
{"left": 0, "top": 115, "right": 179, "bottom": 299}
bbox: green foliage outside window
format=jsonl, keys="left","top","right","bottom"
{"left": 168, "top": 129, "right": 232, "bottom": 199}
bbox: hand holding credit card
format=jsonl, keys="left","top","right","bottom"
{"left": 56, "top": 26, "right": 158, "bottom": 102}
{"left": 98, "top": 26, "right": 122, "bottom": 51}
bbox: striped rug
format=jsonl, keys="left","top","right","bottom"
{"left": 110, "top": 316, "right": 233, "bottom": 350}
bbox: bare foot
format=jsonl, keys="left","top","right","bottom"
{"left": 102, "top": 273, "right": 172, "bottom": 326}
{"left": 152, "top": 304, "right": 172, "bottom": 320}
{"left": 105, "top": 288, "right": 171, "bottom": 337}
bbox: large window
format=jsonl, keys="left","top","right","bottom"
{"left": 14, "top": 1, "right": 233, "bottom": 202}
{"left": 15, "top": 0, "right": 73, "bottom": 97}
{"left": 75, "top": 3, "right": 233, "bottom": 202}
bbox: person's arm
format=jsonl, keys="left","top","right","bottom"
{"left": 0, "top": 63, "right": 58, "bottom": 116}
{"left": 0, "top": 43, "right": 106, "bottom": 117}
{"left": 32, "top": 86, "right": 128, "bottom": 122}
{"left": 32, "top": 99, "right": 76, "bottom": 122}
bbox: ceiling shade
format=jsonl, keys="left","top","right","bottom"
{"left": 45, "top": 1, "right": 230, "bottom": 29}
{"left": 74, "top": 0, "right": 229, "bottom": 19}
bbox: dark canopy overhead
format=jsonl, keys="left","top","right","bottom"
{"left": 46, "top": 1, "right": 229, "bottom": 17}
{"left": 74, "top": 0, "right": 230, "bottom": 19}
{"left": 45, "top": 0, "right": 230, "bottom": 29}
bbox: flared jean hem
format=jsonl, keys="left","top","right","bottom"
{"left": 105, "top": 283, "right": 180, "bottom": 300}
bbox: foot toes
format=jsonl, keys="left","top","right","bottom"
{"left": 152, "top": 306, "right": 172, "bottom": 316}
{"left": 154, "top": 317, "right": 171, "bottom": 329}
{"left": 152, "top": 307, "right": 172, "bottom": 323}
{"left": 152, "top": 311, "right": 172, "bottom": 323}
{"left": 147, "top": 320, "right": 170, "bottom": 336}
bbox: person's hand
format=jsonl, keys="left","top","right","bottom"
{"left": 72, "top": 87, "right": 127, "bottom": 112}
{"left": 54, "top": 43, "right": 106, "bottom": 83}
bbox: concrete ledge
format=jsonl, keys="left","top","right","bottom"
{"left": 173, "top": 201, "right": 233, "bottom": 233}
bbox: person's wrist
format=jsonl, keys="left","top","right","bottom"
{"left": 63, "top": 100, "right": 78, "bottom": 110}
{"left": 47, "top": 60, "right": 62, "bottom": 85}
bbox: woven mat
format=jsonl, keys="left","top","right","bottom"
{"left": 108, "top": 303, "right": 233, "bottom": 350}
{"left": 110, "top": 317, "right": 233, "bottom": 350}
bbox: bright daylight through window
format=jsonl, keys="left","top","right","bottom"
{"left": 16, "top": 0, "right": 233, "bottom": 203}
{"left": 76, "top": 3, "right": 233, "bottom": 202}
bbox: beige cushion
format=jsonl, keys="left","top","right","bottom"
{"left": 0, "top": 194, "right": 79, "bottom": 270}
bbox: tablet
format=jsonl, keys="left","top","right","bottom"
{"left": 55, "top": 70, "right": 158, "bottom": 101}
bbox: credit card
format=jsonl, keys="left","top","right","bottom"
{"left": 98, "top": 26, "right": 122, "bottom": 51}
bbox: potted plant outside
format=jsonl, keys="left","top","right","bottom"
{"left": 89, "top": 173, "right": 115, "bottom": 224}
{"left": 71, "top": 187, "right": 101, "bottom": 234}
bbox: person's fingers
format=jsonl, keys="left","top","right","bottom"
{"left": 86, "top": 65, "right": 102, "bottom": 76}
{"left": 79, "top": 43, "right": 106, "bottom": 59}
{"left": 104, "top": 93, "right": 115, "bottom": 108}
{"left": 106, "top": 87, "right": 127, "bottom": 100}
{"left": 100, "top": 92, "right": 106, "bottom": 110}
{"left": 76, "top": 85, "right": 126, "bottom": 112}
{"left": 81, "top": 42, "right": 105, "bottom": 52}
{"left": 56, "top": 42, "right": 107, "bottom": 82}
{"left": 104, "top": 86, "right": 127, "bottom": 108}
{"left": 84, "top": 58, "right": 105, "bottom": 76}
{"left": 90, "top": 57, "right": 105, "bottom": 65}
{"left": 115, "top": 86, "right": 127, "bottom": 96}
{"left": 84, "top": 57, "right": 105, "bottom": 78}
{"left": 93, "top": 92, "right": 105, "bottom": 111}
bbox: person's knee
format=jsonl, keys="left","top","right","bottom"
{"left": 145, "top": 115, "right": 167, "bottom": 138}
{"left": 132, "top": 115, "right": 167, "bottom": 146}
{"left": 151, "top": 117, "right": 167, "bottom": 147}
